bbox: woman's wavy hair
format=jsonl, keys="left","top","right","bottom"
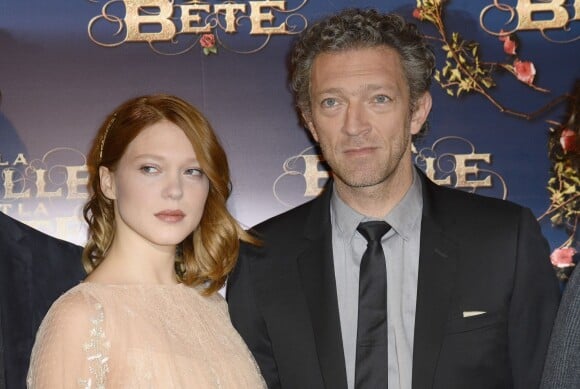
{"left": 83, "top": 94, "right": 257, "bottom": 294}
{"left": 290, "top": 8, "right": 435, "bottom": 138}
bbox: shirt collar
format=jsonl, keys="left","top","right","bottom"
{"left": 331, "top": 169, "right": 423, "bottom": 241}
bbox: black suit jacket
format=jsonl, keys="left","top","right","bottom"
{"left": 0, "top": 212, "right": 84, "bottom": 389}
{"left": 227, "top": 170, "right": 560, "bottom": 389}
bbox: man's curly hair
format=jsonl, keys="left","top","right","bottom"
{"left": 290, "top": 8, "right": 435, "bottom": 136}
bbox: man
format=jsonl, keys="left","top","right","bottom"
{"left": 227, "top": 8, "right": 560, "bottom": 389}
{"left": 541, "top": 264, "right": 580, "bottom": 388}
{"left": 0, "top": 212, "right": 84, "bottom": 389}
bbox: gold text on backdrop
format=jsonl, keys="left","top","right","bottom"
{"left": 88, "top": 0, "right": 309, "bottom": 52}
{"left": 480, "top": 0, "right": 579, "bottom": 40}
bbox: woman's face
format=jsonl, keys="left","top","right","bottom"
{"left": 100, "top": 119, "right": 209, "bottom": 251}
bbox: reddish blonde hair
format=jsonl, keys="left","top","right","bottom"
{"left": 83, "top": 94, "right": 257, "bottom": 294}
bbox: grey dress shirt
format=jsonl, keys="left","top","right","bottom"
{"left": 330, "top": 171, "right": 423, "bottom": 389}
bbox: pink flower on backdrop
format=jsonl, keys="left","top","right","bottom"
{"left": 504, "top": 38, "right": 517, "bottom": 55}
{"left": 499, "top": 32, "right": 517, "bottom": 55}
{"left": 560, "top": 128, "right": 578, "bottom": 153}
{"left": 200, "top": 34, "right": 216, "bottom": 49}
{"left": 551, "top": 247, "right": 577, "bottom": 268}
{"left": 412, "top": 8, "right": 423, "bottom": 20}
{"left": 513, "top": 59, "right": 536, "bottom": 84}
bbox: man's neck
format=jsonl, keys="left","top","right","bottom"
{"left": 334, "top": 166, "right": 415, "bottom": 218}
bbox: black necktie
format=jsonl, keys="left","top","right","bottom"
{"left": 355, "top": 221, "right": 391, "bottom": 389}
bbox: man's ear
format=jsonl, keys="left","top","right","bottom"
{"left": 99, "top": 166, "right": 116, "bottom": 200}
{"left": 303, "top": 114, "right": 319, "bottom": 142}
{"left": 410, "top": 92, "right": 433, "bottom": 135}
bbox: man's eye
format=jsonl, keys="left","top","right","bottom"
{"left": 374, "top": 95, "right": 391, "bottom": 104}
{"left": 321, "top": 98, "right": 338, "bottom": 108}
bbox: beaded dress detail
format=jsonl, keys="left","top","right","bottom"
{"left": 27, "top": 282, "right": 265, "bottom": 388}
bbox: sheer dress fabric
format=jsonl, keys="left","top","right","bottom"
{"left": 27, "top": 282, "right": 266, "bottom": 388}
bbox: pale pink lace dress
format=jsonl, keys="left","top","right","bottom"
{"left": 27, "top": 282, "right": 265, "bottom": 388}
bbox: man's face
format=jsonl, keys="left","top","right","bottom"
{"left": 305, "top": 46, "right": 431, "bottom": 193}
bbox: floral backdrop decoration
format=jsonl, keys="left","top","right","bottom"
{"left": 413, "top": 0, "right": 579, "bottom": 281}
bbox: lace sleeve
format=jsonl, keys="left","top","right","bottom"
{"left": 27, "top": 289, "right": 111, "bottom": 389}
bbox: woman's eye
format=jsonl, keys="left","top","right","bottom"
{"left": 140, "top": 165, "right": 159, "bottom": 174}
{"left": 185, "top": 168, "right": 203, "bottom": 177}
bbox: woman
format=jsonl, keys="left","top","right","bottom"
{"left": 27, "top": 94, "right": 265, "bottom": 388}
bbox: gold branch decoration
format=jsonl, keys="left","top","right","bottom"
{"left": 412, "top": 0, "right": 578, "bottom": 279}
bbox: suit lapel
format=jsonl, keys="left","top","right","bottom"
{"left": 297, "top": 184, "right": 348, "bottom": 389}
{"left": 412, "top": 172, "right": 459, "bottom": 389}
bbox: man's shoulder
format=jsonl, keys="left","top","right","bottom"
{"left": 0, "top": 212, "right": 84, "bottom": 284}
{"left": 239, "top": 196, "right": 324, "bottom": 261}
{"left": 425, "top": 178, "right": 525, "bottom": 218}
{"left": 251, "top": 196, "right": 320, "bottom": 236}
{"left": 0, "top": 212, "right": 82, "bottom": 254}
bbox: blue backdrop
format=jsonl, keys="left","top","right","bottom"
{"left": 0, "top": 0, "right": 578, "bottom": 262}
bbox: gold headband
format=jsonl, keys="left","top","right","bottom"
{"left": 99, "top": 113, "right": 117, "bottom": 161}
